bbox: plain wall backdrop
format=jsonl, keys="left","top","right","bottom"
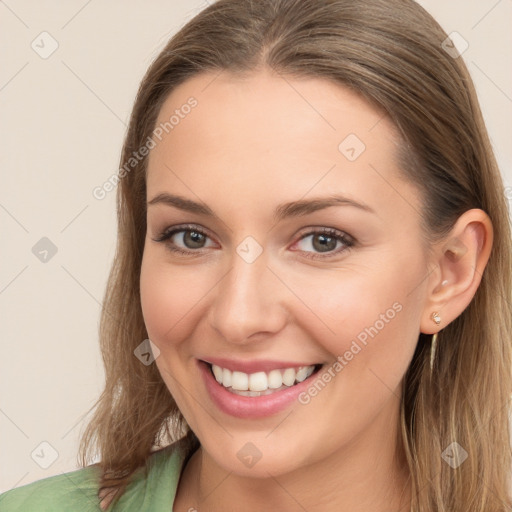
{"left": 1, "top": 0, "right": 511, "bottom": 493}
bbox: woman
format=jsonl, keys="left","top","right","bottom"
{"left": 1, "top": 0, "right": 511, "bottom": 510}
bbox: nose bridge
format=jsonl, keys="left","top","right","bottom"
{"left": 209, "top": 250, "right": 286, "bottom": 344}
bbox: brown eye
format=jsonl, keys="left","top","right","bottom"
{"left": 292, "top": 228, "right": 355, "bottom": 258}
{"left": 182, "top": 230, "right": 207, "bottom": 249}
{"left": 312, "top": 233, "right": 338, "bottom": 252}
{"left": 153, "top": 225, "right": 216, "bottom": 254}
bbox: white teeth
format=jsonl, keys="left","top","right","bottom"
{"left": 248, "top": 372, "right": 268, "bottom": 392}
{"left": 267, "top": 369, "right": 283, "bottom": 389}
{"left": 210, "top": 364, "right": 316, "bottom": 394}
{"left": 222, "top": 368, "right": 232, "bottom": 388}
{"left": 212, "top": 365, "right": 223, "bottom": 383}
{"left": 231, "top": 371, "right": 249, "bottom": 391}
{"left": 282, "top": 368, "right": 296, "bottom": 386}
{"left": 295, "top": 366, "right": 310, "bottom": 382}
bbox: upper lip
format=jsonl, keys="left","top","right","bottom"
{"left": 200, "top": 357, "right": 321, "bottom": 374}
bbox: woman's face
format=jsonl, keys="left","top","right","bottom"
{"left": 140, "top": 69, "right": 431, "bottom": 477}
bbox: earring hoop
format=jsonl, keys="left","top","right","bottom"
{"left": 430, "top": 332, "right": 438, "bottom": 373}
{"left": 430, "top": 312, "right": 441, "bottom": 373}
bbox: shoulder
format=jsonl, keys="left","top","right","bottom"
{"left": 107, "top": 443, "right": 185, "bottom": 511}
{"left": 0, "top": 465, "right": 102, "bottom": 512}
{"left": 0, "top": 444, "right": 186, "bottom": 512}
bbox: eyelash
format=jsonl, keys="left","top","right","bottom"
{"left": 152, "top": 224, "right": 355, "bottom": 260}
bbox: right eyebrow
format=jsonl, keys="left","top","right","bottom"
{"left": 147, "top": 193, "right": 214, "bottom": 216}
{"left": 147, "top": 192, "right": 376, "bottom": 220}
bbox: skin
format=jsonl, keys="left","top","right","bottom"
{"left": 136, "top": 68, "right": 492, "bottom": 512}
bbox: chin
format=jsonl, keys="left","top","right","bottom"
{"left": 199, "top": 431, "right": 316, "bottom": 480}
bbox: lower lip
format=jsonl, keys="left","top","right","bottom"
{"left": 199, "top": 360, "right": 320, "bottom": 419}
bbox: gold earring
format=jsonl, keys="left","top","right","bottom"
{"left": 430, "top": 312, "right": 441, "bottom": 373}
{"left": 430, "top": 333, "right": 438, "bottom": 372}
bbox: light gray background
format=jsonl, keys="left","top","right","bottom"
{"left": 1, "top": 0, "right": 511, "bottom": 492}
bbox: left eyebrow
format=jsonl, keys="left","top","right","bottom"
{"left": 147, "top": 193, "right": 214, "bottom": 216}
{"left": 273, "top": 194, "right": 375, "bottom": 221}
{"left": 146, "top": 192, "right": 375, "bottom": 220}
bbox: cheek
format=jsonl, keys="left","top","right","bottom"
{"left": 139, "top": 253, "right": 210, "bottom": 411}
{"left": 139, "top": 253, "right": 209, "bottom": 347}
{"left": 288, "top": 258, "right": 425, "bottom": 370}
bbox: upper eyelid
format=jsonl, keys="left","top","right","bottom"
{"left": 154, "top": 224, "right": 354, "bottom": 253}
{"left": 153, "top": 223, "right": 212, "bottom": 240}
{"left": 295, "top": 225, "right": 352, "bottom": 237}
{"left": 155, "top": 224, "right": 351, "bottom": 239}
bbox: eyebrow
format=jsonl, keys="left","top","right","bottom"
{"left": 147, "top": 192, "right": 375, "bottom": 220}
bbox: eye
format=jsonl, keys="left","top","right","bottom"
{"left": 152, "top": 224, "right": 217, "bottom": 254}
{"left": 291, "top": 227, "right": 354, "bottom": 258}
{"left": 152, "top": 224, "right": 354, "bottom": 258}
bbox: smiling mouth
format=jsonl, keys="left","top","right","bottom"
{"left": 205, "top": 362, "right": 323, "bottom": 397}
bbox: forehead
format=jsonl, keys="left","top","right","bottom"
{"left": 146, "top": 69, "right": 419, "bottom": 222}
{"left": 151, "top": 68, "right": 393, "bottom": 155}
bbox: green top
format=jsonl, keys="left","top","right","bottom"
{"left": 0, "top": 445, "right": 185, "bottom": 511}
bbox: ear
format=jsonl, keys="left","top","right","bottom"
{"left": 420, "top": 208, "right": 493, "bottom": 334}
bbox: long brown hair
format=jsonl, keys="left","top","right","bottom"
{"left": 79, "top": 0, "right": 512, "bottom": 510}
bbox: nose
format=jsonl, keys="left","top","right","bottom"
{"left": 208, "top": 250, "right": 289, "bottom": 345}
